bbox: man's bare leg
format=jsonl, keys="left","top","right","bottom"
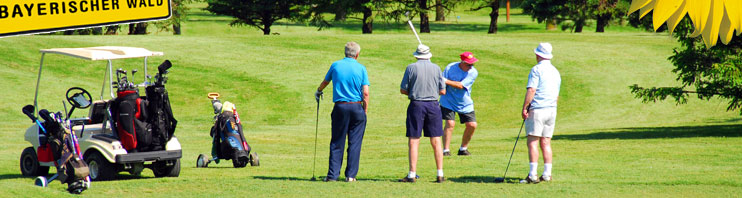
{"left": 408, "top": 137, "right": 420, "bottom": 174}
{"left": 540, "top": 137, "right": 552, "bottom": 179}
{"left": 460, "top": 122, "right": 477, "bottom": 148}
{"left": 443, "top": 120, "right": 455, "bottom": 151}
{"left": 527, "top": 136, "right": 540, "bottom": 177}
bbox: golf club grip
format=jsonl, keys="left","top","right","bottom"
{"left": 38, "top": 109, "right": 53, "bottom": 123}
{"left": 158, "top": 60, "right": 172, "bottom": 73}
{"left": 22, "top": 105, "right": 36, "bottom": 122}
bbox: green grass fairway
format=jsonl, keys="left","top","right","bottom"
{"left": 1, "top": 6, "right": 740, "bottom": 197}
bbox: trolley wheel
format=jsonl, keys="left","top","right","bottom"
{"left": 34, "top": 176, "right": 47, "bottom": 187}
{"left": 249, "top": 152, "right": 260, "bottom": 167}
{"left": 196, "top": 154, "right": 210, "bottom": 168}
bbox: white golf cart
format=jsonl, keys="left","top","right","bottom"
{"left": 20, "top": 46, "right": 182, "bottom": 181}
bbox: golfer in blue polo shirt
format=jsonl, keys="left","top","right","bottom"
{"left": 315, "top": 41, "right": 370, "bottom": 182}
{"left": 440, "top": 52, "right": 479, "bottom": 156}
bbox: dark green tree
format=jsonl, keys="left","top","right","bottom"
{"left": 470, "top": 0, "right": 501, "bottom": 34}
{"left": 630, "top": 17, "right": 742, "bottom": 115}
{"left": 154, "top": 0, "right": 194, "bottom": 35}
{"left": 521, "top": 0, "right": 566, "bottom": 30}
{"left": 592, "top": 0, "right": 627, "bottom": 32}
{"left": 205, "top": 0, "right": 306, "bottom": 35}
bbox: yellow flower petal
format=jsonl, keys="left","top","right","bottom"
{"left": 629, "top": 0, "right": 655, "bottom": 15}
{"left": 640, "top": 0, "right": 657, "bottom": 19}
{"left": 666, "top": 0, "right": 688, "bottom": 34}
{"left": 701, "top": 0, "right": 723, "bottom": 47}
{"left": 629, "top": 0, "right": 742, "bottom": 47}
{"left": 653, "top": 0, "right": 684, "bottom": 31}
{"left": 719, "top": 9, "right": 734, "bottom": 45}
{"left": 690, "top": 0, "right": 711, "bottom": 38}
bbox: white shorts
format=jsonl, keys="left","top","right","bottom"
{"left": 526, "top": 108, "right": 557, "bottom": 138}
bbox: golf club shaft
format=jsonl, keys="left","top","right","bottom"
{"left": 407, "top": 20, "right": 422, "bottom": 45}
{"left": 502, "top": 120, "right": 525, "bottom": 180}
{"left": 312, "top": 101, "right": 319, "bottom": 179}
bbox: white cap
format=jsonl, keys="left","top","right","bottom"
{"left": 534, "top": 42, "right": 553, "bottom": 59}
{"left": 413, "top": 44, "right": 432, "bottom": 59}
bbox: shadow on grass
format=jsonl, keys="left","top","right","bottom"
{"left": 0, "top": 174, "right": 27, "bottom": 181}
{"left": 448, "top": 176, "right": 522, "bottom": 184}
{"left": 555, "top": 124, "right": 742, "bottom": 140}
{"left": 253, "top": 176, "right": 388, "bottom": 182}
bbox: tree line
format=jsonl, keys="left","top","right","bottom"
{"left": 54, "top": 0, "right": 639, "bottom": 35}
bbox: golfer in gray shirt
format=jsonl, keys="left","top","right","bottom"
{"left": 399, "top": 44, "right": 446, "bottom": 183}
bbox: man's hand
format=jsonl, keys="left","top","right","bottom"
{"left": 522, "top": 109, "right": 529, "bottom": 120}
{"left": 314, "top": 90, "right": 323, "bottom": 102}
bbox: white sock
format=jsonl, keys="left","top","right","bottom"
{"left": 408, "top": 171, "right": 416, "bottom": 178}
{"left": 443, "top": 149, "right": 450, "bottom": 153}
{"left": 437, "top": 169, "right": 444, "bottom": 177}
{"left": 529, "top": 162, "right": 538, "bottom": 177}
{"left": 543, "top": 163, "right": 552, "bottom": 176}
{"left": 459, "top": 147, "right": 467, "bottom": 151}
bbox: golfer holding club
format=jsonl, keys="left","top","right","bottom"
{"left": 399, "top": 44, "right": 446, "bottom": 183}
{"left": 315, "top": 41, "right": 370, "bottom": 182}
{"left": 521, "top": 43, "right": 561, "bottom": 183}
{"left": 440, "top": 52, "right": 479, "bottom": 156}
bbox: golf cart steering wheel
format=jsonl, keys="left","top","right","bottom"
{"left": 66, "top": 87, "right": 92, "bottom": 109}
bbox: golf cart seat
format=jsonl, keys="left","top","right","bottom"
{"left": 88, "top": 100, "right": 110, "bottom": 124}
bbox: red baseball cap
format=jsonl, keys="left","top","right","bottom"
{"left": 460, "top": 52, "right": 478, "bottom": 64}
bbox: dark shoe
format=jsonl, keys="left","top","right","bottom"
{"left": 398, "top": 175, "right": 419, "bottom": 183}
{"left": 436, "top": 176, "right": 445, "bottom": 183}
{"left": 540, "top": 175, "right": 551, "bottom": 182}
{"left": 525, "top": 175, "right": 540, "bottom": 184}
{"left": 443, "top": 151, "right": 451, "bottom": 156}
{"left": 457, "top": 149, "right": 470, "bottom": 156}
{"left": 323, "top": 177, "right": 337, "bottom": 182}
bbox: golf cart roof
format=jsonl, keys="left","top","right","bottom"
{"left": 39, "top": 46, "right": 164, "bottom": 61}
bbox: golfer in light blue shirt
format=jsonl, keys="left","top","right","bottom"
{"left": 521, "top": 42, "right": 561, "bottom": 184}
{"left": 440, "top": 52, "right": 479, "bottom": 156}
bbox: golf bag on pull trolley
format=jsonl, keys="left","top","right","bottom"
{"left": 112, "top": 60, "right": 177, "bottom": 152}
{"left": 23, "top": 106, "right": 90, "bottom": 194}
{"left": 196, "top": 93, "right": 259, "bottom": 168}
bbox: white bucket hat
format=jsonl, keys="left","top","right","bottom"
{"left": 413, "top": 44, "right": 433, "bottom": 59}
{"left": 534, "top": 42, "right": 553, "bottom": 59}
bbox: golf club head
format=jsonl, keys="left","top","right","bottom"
{"left": 310, "top": 177, "right": 317, "bottom": 181}
{"left": 494, "top": 177, "right": 505, "bottom": 183}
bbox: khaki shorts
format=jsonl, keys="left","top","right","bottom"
{"left": 526, "top": 108, "right": 557, "bottom": 138}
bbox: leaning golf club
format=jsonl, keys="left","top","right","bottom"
{"left": 404, "top": 11, "right": 422, "bottom": 45}
{"left": 495, "top": 120, "right": 525, "bottom": 183}
{"left": 310, "top": 98, "right": 320, "bottom": 181}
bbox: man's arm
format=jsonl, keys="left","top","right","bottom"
{"left": 317, "top": 80, "right": 330, "bottom": 92}
{"left": 362, "top": 85, "right": 369, "bottom": 113}
{"left": 400, "top": 89, "right": 408, "bottom": 95}
{"left": 522, "top": 88, "right": 536, "bottom": 120}
{"left": 445, "top": 80, "right": 464, "bottom": 90}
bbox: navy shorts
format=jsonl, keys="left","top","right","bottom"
{"left": 406, "top": 100, "right": 443, "bottom": 137}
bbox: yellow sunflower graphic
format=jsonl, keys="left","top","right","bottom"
{"left": 629, "top": 0, "right": 742, "bottom": 48}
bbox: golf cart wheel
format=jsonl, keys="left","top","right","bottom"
{"left": 34, "top": 176, "right": 47, "bottom": 187}
{"left": 85, "top": 151, "right": 116, "bottom": 181}
{"left": 153, "top": 159, "right": 180, "bottom": 177}
{"left": 196, "top": 154, "right": 209, "bottom": 168}
{"left": 249, "top": 152, "right": 260, "bottom": 167}
{"left": 21, "top": 147, "right": 49, "bottom": 176}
